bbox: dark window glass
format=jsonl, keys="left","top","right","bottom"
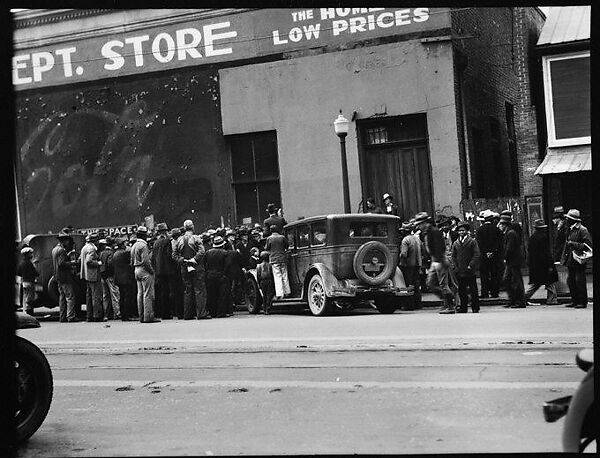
{"left": 550, "top": 56, "right": 590, "bottom": 140}
{"left": 349, "top": 222, "right": 388, "bottom": 238}
{"left": 297, "top": 225, "right": 310, "bottom": 248}
{"left": 230, "top": 131, "right": 281, "bottom": 225}
{"left": 311, "top": 221, "right": 327, "bottom": 246}
{"left": 286, "top": 229, "right": 295, "bottom": 249}
{"left": 362, "top": 114, "right": 427, "bottom": 145}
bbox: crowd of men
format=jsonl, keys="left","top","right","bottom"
{"left": 18, "top": 203, "right": 289, "bottom": 322}
{"left": 366, "top": 193, "right": 592, "bottom": 314}
{"left": 17, "top": 193, "right": 591, "bottom": 319}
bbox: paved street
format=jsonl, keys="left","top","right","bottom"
{"left": 16, "top": 305, "right": 593, "bottom": 455}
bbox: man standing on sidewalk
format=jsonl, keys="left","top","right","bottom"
{"left": 499, "top": 215, "right": 525, "bottom": 308}
{"left": 525, "top": 219, "right": 558, "bottom": 306}
{"left": 99, "top": 237, "right": 120, "bottom": 320}
{"left": 17, "top": 247, "right": 39, "bottom": 316}
{"left": 152, "top": 223, "right": 175, "bottom": 319}
{"left": 398, "top": 221, "right": 422, "bottom": 310}
{"left": 451, "top": 222, "right": 480, "bottom": 313}
{"left": 131, "top": 226, "right": 160, "bottom": 323}
{"left": 551, "top": 206, "right": 568, "bottom": 262}
{"left": 52, "top": 229, "right": 79, "bottom": 322}
{"left": 263, "top": 203, "right": 287, "bottom": 237}
{"left": 562, "top": 209, "right": 592, "bottom": 309}
{"left": 173, "top": 219, "right": 210, "bottom": 320}
{"left": 113, "top": 237, "right": 135, "bottom": 321}
{"left": 266, "top": 225, "right": 291, "bottom": 299}
{"left": 204, "top": 235, "right": 231, "bottom": 318}
{"left": 80, "top": 233, "right": 103, "bottom": 321}
{"left": 415, "top": 212, "right": 455, "bottom": 314}
{"left": 476, "top": 210, "right": 502, "bottom": 298}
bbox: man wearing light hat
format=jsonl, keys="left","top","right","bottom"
{"left": 17, "top": 246, "right": 39, "bottom": 315}
{"left": 131, "top": 226, "right": 160, "bottom": 323}
{"left": 476, "top": 210, "right": 502, "bottom": 298}
{"left": 80, "top": 232, "right": 103, "bottom": 321}
{"left": 382, "top": 193, "right": 399, "bottom": 217}
{"left": 204, "top": 235, "right": 231, "bottom": 317}
{"left": 562, "top": 209, "right": 592, "bottom": 308}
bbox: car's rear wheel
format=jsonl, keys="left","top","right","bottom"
{"left": 374, "top": 297, "right": 397, "bottom": 314}
{"left": 307, "top": 275, "right": 332, "bottom": 316}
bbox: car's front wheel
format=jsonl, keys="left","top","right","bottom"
{"left": 307, "top": 275, "right": 332, "bottom": 316}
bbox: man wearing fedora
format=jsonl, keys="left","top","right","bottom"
{"left": 476, "top": 210, "right": 503, "bottom": 299}
{"left": 99, "top": 236, "right": 120, "bottom": 320}
{"left": 398, "top": 221, "right": 422, "bottom": 310}
{"left": 131, "top": 226, "right": 160, "bottom": 323}
{"left": 170, "top": 227, "right": 184, "bottom": 319}
{"left": 498, "top": 214, "right": 526, "bottom": 308}
{"left": 562, "top": 209, "right": 592, "bottom": 308}
{"left": 80, "top": 232, "right": 104, "bottom": 321}
{"left": 52, "top": 228, "right": 79, "bottom": 322}
{"left": 383, "top": 193, "right": 400, "bottom": 217}
{"left": 113, "top": 237, "right": 136, "bottom": 320}
{"left": 525, "top": 219, "right": 558, "bottom": 306}
{"left": 551, "top": 206, "right": 567, "bottom": 262}
{"left": 263, "top": 203, "right": 287, "bottom": 238}
{"left": 173, "top": 219, "right": 210, "bottom": 320}
{"left": 414, "top": 212, "right": 456, "bottom": 314}
{"left": 17, "top": 246, "right": 39, "bottom": 316}
{"left": 451, "top": 222, "right": 481, "bottom": 313}
{"left": 204, "top": 235, "right": 232, "bottom": 318}
{"left": 152, "top": 222, "right": 175, "bottom": 319}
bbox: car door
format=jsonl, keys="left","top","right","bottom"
{"left": 285, "top": 227, "right": 301, "bottom": 296}
{"left": 294, "top": 224, "right": 311, "bottom": 292}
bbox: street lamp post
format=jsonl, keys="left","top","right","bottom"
{"left": 334, "top": 111, "right": 351, "bottom": 214}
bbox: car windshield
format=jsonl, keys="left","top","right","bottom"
{"left": 349, "top": 222, "right": 388, "bottom": 238}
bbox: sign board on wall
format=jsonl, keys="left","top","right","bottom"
{"left": 13, "top": 8, "right": 450, "bottom": 90}
{"left": 77, "top": 225, "right": 138, "bottom": 236}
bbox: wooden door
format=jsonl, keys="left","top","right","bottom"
{"left": 359, "top": 115, "right": 433, "bottom": 221}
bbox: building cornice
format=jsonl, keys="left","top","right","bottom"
{"left": 13, "top": 8, "right": 257, "bottom": 50}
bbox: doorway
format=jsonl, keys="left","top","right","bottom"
{"left": 358, "top": 114, "right": 433, "bottom": 220}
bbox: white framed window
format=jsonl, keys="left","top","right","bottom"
{"left": 542, "top": 51, "right": 590, "bottom": 147}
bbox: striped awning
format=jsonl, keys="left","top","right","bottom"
{"left": 537, "top": 6, "right": 590, "bottom": 46}
{"left": 534, "top": 147, "right": 591, "bottom": 175}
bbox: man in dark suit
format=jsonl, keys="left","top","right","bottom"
{"left": 263, "top": 203, "right": 287, "bottom": 237}
{"left": 476, "top": 210, "right": 503, "bottom": 298}
{"left": 451, "top": 222, "right": 480, "bottom": 313}
{"left": 525, "top": 219, "right": 558, "bottom": 306}
{"left": 204, "top": 236, "right": 232, "bottom": 318}
{"left": 499, "top": 215, "right": 525, "bottom": 308}
{"left": 112, "top": 237, "right": 136, "bottom": 320}
{"left": 152, "top": 222, "right": 175, "bottom": 319}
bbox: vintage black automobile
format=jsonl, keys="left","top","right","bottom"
{"left": 16, "top": 233, "right": 86, "bottom": 310}
{"left": 245, "top": 214, "right": 413, "bottom": 316}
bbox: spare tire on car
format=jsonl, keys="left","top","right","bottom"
{"left": 353, "top": 241, "right": 395, "bottom": 285}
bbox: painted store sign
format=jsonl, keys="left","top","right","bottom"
{"left": 13, "top": 8, "right": 449, "bottom": 90}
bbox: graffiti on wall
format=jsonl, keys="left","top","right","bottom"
{"left": 16, "top": 69, "right": 225, "bottom": 234}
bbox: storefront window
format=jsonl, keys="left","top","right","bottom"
{"left": 230, "top": 131, "right": 281, "bottom": 225}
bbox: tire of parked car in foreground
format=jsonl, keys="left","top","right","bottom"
{"left": 352, "top": 241, "right": 395, "bottom": 286}
{"left": 15, "top": 336, "right": 53, "bottom": 443}
{"left": 244, "top": 273, "right": 262, "bottom": 314}
{"left": 307, "top": 275, "right": 332, "bottom": 316}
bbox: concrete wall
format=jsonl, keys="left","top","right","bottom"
{"left": 220, "top": 40, "right": 460, "bottom": 222}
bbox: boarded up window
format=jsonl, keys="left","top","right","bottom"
{"left": 550, "top": 55, "right": 590, "bottom": 140}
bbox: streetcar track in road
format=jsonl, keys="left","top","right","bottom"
{"left": 50, "top": 362, "right": 577, "bottom": 370}
{"left": 52, "top": 379, "right": 581, "bottom": 389}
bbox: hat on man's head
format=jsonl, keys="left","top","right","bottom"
{"left": 436, "top": 215, "right": 450, "bottom": 228}
{"left": 171, "top": 227, "right": 181, "bottom": 237}
{"left": 269, "top": 224, "right": 279, "bottom": 233}
{"left": 383, "top": 193, "right": 392, "bottom": 200}
{"left": 476, "top": 210, "right": 486, "bottom": 221}
{"left": 183, "top": 219, "right": 194, "bottom": 230}
{"left": 552, "top": 206, "right": 565, "bottom": 217}
{"left": 88, "top": 232, "right": 99, "bottom": 242}
{"left": 136, "top": 226, "right": 148, "bottom": 235}
{"left": 226, "top": 229, "right": 235, "bottom": 237}
{"left": 105, "top": 236, "right": 115, "bottom": 245}
{"left": 483, "top": 210, "right": 495, "bottom": 222}
{"left": 565, "top": 209, "right": 581, "bottom": 222}
{"left": 413, "top": 212, "right": 430, "bottom": 224}
{"left": 21, "top": 246, "right": 34, "bottom": 255}
{"left": 156, "top": 222, "right": 169, "bottom": 232}
{"left": 498, "top": 215, "right": 512, "bottom": 224}
{"left": 212, "top": 235, "right": 226, "bottom": 248}
{"left": 260, "top": 251, "right": 270, "bottom": 261}
{"left": 533, "top": 219, "right": 548, "bottom": 229}
{"left": 57, "top": 228, "right": 73, "bottom": 239}
{"left": 457, "top": 221, "right": 471, "bottom": 231}
{"left": 500, "top": 210, "right": 513, "bottom": 218}
{"left": 98, "top": 239, "right": 108, "bottom": 246}
{"left": 400, "top": 222, "right": 413, "bottom": 232}
{"left": 266, "top": 203, "right": 276, "bottom": 213}
{"left": 115, "top": 237, "right": 127, "bottom": 246}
